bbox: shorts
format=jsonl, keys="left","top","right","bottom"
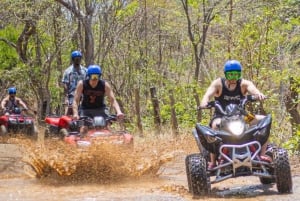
{"left": 67, "top": 94, "right": 74, "bottom": 106}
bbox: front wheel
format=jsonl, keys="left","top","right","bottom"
{"left": 0, "top": 125, "right": 8, "bottom": 135}
{"left": 274, "top": 148, "right": 293, "bottom": 193}
{"left": 185, "top": 153, "right": 210, "bottom": 197}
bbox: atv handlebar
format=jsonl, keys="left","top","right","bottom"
{"left": 198, "top": 95, "right": 265, "bottom": 115}
{"left": 75, "top": 114, "right": 118, "bottom": 126}
{"left": 3, "top": 107, "right": 28, "bottom": 115}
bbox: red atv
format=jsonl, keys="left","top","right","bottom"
{"left": 0, "top": 107, "right": 38, "bottom": 139}
{"left": 44, "top": 114, "right": 76, "bottom": 138}
{"left": 64, "top": 115, "right": 134, "bottom": 148}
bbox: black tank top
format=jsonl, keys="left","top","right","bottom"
{"left": 81, "top": 80, "right": 106, "bottom": 109}
{"left": 6, "top": 98, "right": 18, "bottom": 110}
{"left": 215, "top": 78, "right": 244, "bottom": 111}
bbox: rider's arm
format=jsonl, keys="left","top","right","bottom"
{"left": 72, "top": 80, "right": 83, "bottom": 117}
{"left": 243, "top": 80, "right": 266, "bottom": 100}
{"left": 63, "top": 83, "right": 69, "bottom": 97}
{"left": 17, "top": 98, "right": 28, "bottom": 110}
{"left": 61, "top": 70, "right": 69, "bottom": 96}
{"left": 105, "top": 82, "right": 124, "bottom": 119}
{"left": 200, "top": 78, "right": 221, "bottom": 107}
{"left": 0, "top": 98, "right": 8, "bottom": 110}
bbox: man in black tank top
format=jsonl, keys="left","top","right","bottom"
{"left": 199, "top": 60, "right": 268, "bottom": 170}
{"left": 72, "top": 65, "right": 124, "bottom": 134}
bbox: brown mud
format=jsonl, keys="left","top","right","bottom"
{"left": 0, "top": 131, "right": 299, "bottom": 201}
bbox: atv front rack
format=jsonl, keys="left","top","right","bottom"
{"left": 210, "top": 141, "right": 274, "bottom": 184}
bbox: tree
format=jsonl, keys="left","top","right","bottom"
{"left": 180, "top": 0, "right": 224, "bottom": 122}
{"left": 55, "top": 0, "right": 95, "bottom": 65}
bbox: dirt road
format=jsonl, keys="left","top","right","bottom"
{"left": 0, "top": 134, "right": 299, "bottom": 201}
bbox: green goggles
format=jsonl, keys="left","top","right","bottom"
{"left": 225, "top": 71, "right": 241, "bottom": 80}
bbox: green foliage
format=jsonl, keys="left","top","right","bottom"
{"left": 141, "top": 82, "right": 208, "bottom": 129}
{"left": 0, "top": 0, "right": 298, "bottom": 139}
{"left": 116, "top": 1, "right": 139, "bottom": 20}
{"left": 187, "top": 0, "right": 200, "bottom": 9}
{"left": 0, "top": 25, "right": 19, "bottom": 70}
{"left": 283, "top": 125, "right": 300, "bottom": 153}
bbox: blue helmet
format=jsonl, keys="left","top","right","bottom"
{"left": 71, "top": 50, "right": 82, "bottom": 59}
{"left": 224, "top": 60, "right": 242, "bottom": 72}
{"left": 8, "top": 87, "right": 17, "bottom": 95}
{"left": 87, "top": 65, "right": 102, "bottom": 76}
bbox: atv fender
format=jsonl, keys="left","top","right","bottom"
{"left": 255, "top": 114, "right": 272, "bottom": 145}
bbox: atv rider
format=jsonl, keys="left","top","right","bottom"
{"left": 72, "top": 64, "right": 124, "bottom": 134}
{"left": 62, "top": 50, "right": 87, "bottom": 115}
{"left": 200, "top": 60, "right": 269, "bottom": 170}
{"left": 1, "top": 87, "right": 28, "bottom": 115}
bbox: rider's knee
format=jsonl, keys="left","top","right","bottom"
{"left": 211, "top": 118, "right": 221, "bottom": 130}
{"left": 250, "top": 114, "right": 266, "bottom": 125}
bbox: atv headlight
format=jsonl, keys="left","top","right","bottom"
{"left": 228, "top": 120, "right": 244, "bottom": 136}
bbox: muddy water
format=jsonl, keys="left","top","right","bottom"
{"left": 0, "top": 132, "right": 299, "bottom": 201}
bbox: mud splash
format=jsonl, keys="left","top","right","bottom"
{"left": 17, "top": 132, "right": 197, "bottom": 184}
{"left": 1, "top": 132, "right": 300, "bottom": 201}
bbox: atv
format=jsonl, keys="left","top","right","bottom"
{"left": 0, "top": 107, "right": 38, "bottom": 139}
{"left": 64, "top": 115, "right": 134, "bottom": 148}
{"left": 185, "top": 95, "right": 292, "bottom": 196}
{"left": 44, "top": 114, "right": 75, "bottom": 138}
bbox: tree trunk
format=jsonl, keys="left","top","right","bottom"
{"left": 150, "top": 87, "right": 161, "bottom": 133}
{"left": 134, "top": 88, "right": 143, "bottom": 136}
{"left": 169, "top": 89, "right": 179, "bottom": 136}
{"left": 285, "top": 77, "right": 300, "bottom": 135}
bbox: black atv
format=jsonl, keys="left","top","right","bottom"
{"left": 185, "top": 95, "right": 293, "bottom": 196}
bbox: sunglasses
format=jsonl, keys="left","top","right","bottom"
{"left": 225, "top": 71, "right": 241, "bottom": 80}
{"left": 90, "top": 74, "right": 100, "bottom": 80}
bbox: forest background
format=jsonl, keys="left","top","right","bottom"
{"left": 0, "top": 0, "right": 299, "bottom": 151}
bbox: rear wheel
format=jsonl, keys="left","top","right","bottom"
{"left": 274, "top": 148, "right": 293, "bottom": 193}
{"left": 185, "top": 153, "right": 210, "bottom": 197}
{"left": 0, "top": 125, "right": 8, "bottom": 135}
{"left": 185, "top": 155, "right": 192, "bottom": 192}
{"left": 259, "top": 177, "right": 275, "bottom": 184}
{"left": 259, "top": 144, "right": 275, "bottom": 184}
{"left": 44, "top": 127, "right": 50, "bottom": 138}
{"left": 27, "top": 125, "right": 38, "bottom": 140}
{"left": 59, "top": 128, "right": 69, "bottom": 139}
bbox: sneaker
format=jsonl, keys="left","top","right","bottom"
{"left": 207, "top": 162, "right": 216, "bottom": 171}
{"left": 218, "top": 158, "right": 225, "bottom": 165}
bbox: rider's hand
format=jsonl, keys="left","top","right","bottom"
{"left": 255, "top": 93, "right": 266, "bottom": 101}
{"left": 117, "top": 112, "right": 124, "bottom": 121}
{"left": 73, "top": 114, "right": 79, "bottom": 120}
{"left": 199, "top": 102, "right": 208, "bottom": 109}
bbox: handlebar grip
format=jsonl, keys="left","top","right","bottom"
{"left": 197, "top": 101, "right": 215, "bottom": 110}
